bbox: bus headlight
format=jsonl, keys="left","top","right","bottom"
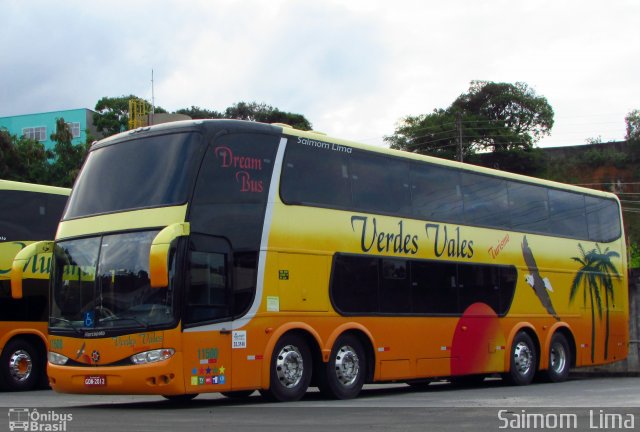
{"left": 130, "top": 348, "right": 175, "bottom": 365}
{"left": 48, "top": 352, "right": 69, "bottom": 365}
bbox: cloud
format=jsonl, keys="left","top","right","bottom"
{"left": 1, "top": 0, "right": 639, "bottom": 147}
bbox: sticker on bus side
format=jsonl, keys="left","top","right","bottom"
{"left": 232, "top": 331, "right": 247, "bottom": 349}
{"left": 266, "top": 296, "right": 280, "bottom": 312}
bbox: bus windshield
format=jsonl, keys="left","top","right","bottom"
{"left": 50, "top": 230, "right": 175, "bottom": 333}
{"left": 63, "top": 132, "right": 205, "bottom": 219}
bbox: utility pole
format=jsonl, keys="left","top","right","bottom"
{"left": 456, "top": 112, "right": 463, "bottom": 162}
{"left": 151, "top": 69, "right": 155, "bottom": 125}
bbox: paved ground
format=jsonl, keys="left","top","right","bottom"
{"left": 2, "top": 376, "right": 639, "bottom": 431}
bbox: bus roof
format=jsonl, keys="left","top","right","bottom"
{"left": 90, "top": 119, "right": 619, "bottom": 202}
{"left": 0, "top": 179, "right": 70, "bottom": 195}
{"left": 279, "top": 124, "right": 621, "bottom": 202}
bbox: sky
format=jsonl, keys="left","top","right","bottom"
{"left": 1, "top": 0, "right": 639, "bottom": 148}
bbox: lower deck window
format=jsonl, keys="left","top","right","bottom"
{"left": 331, "top": 254, "right": 516, "bottom": 316}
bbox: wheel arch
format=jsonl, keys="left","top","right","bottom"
{"left": 260, "top": 322, "right": 323, "bottom": 390}
{"left": 541, "top": 324, "right": 577, "bottom": 370}
{"left": 324, "top": 323, "right": 376, "bottom": 383}
{"left": 0, "top": 329, "right": 48, "bottom": 358}
{"left": 0, "top": 329, "right": 49, "bottom": 391}
{"left": 505, "top": 323, "right": 541, "bottom": 372}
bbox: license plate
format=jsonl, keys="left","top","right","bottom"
{"left": 84, "top": 375, "right": 106, "bottom": 386}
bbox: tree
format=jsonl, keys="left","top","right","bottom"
{"left": 93, "top": 95, "right": 167, "bottom": 137}
{"left": 174, "top": 101, "right": 313, "bottom": 130}
{"left": 175, "top": 106, "right": 223, "bottom": 119}
{"left": 0, "top": 129, "right": 18, "bottom": 178}
{"left": 49, "top": 118, "right": 90, "bottom": 187}
{"left": 93, "top": 95, "right": 135, "bottom": 136}
{"left": 223, "top": 102, "right": 312, "bottom": 130}
{"left": 0, "top": 129, "right": 51, "bottom": 183}
{"left": 625, "top": 109, "right": 640, "bottom": 142}
{"left": 386, "top": 81, "right": 554, "bottom": 160}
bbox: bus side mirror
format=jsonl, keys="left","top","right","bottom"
{"left": 149, "top": 222, "right": 190, "bottom": 288}
{"left": 11, "top": 241, "right": 54, "bottom": 299}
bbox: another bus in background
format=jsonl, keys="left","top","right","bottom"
{"left": 0, "top": 180, "right": 70, "bottom": 390}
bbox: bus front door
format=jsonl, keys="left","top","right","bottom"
{"left": 182, "top": 234, "right": 234, "bottom": 393}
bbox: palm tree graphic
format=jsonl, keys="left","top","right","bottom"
{"left": 570, "top": 244, "right": 620, "bottom": 362}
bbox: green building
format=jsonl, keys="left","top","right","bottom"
{"left": 0, "top": 108, "right": 99, "bottom": 151}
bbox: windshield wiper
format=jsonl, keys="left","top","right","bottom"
{"left": 99, "top": 315, "right": 149, "bottom": 329}
{"left": 49, "top": 317, "right": 82, "bottom": 335}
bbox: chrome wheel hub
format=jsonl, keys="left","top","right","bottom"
{"left": 513, "top": 342, "right": 532, "bottom": 376}
{"left": 9, "top": 350, "right": 33, "bottom": 382}
{"left": 275, "top": 345, "right": 304, "bottom": 388}
{"left": 550, "top": 342, "right": 567, "bottom": 374}
{"left": 334, "top": 345, "right": 360, "bottom": 386}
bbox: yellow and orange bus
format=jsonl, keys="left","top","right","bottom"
{"left": 1, "top": 180, "right": 70, "bottom": 391}
{"left": 12, "top": 120, "right": 628, "bottom": 401}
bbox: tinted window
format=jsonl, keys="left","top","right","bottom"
{"left": 351, "top": 152, "right": 411, "bottom": 214}
{"left": 281, "top": 140, "right": 351, "bottom": 208}
{"left": 410, "top": 163, "right": 464, "bottom": 222}
{"left": 585, "top": 196, "right": 620, "bottom": 242}
{"left": 462, "top": 173, "right": 509, "bottom": 227}
{"left": 508, "top": 182, "right": 549, "bottom": 233}
{"left": 332, "top": 254, "right": 516, "bottom": 316}
{"left": 380, "top": 259, "right": 410, "bottom": 313}
{"left": 410, "top": 260, "right": 458, "bottom": 314}
{"left": 0, "top": 279, "right": 48, "bottom": 321}
{"left": 185, "top": 251, "right": 229, "bottom": 324}
{"left": 458, "top": 263, "right": 501, "bottom": 313}
{"left": 0, "top": 190, "right": 67, "bottom": 241}
{"left": 64, "top": 132, "right": 205, "bottom": 218}
{"left": 183, "top": 234, "right": 233, "bottom": 324}
{"left": 549, "top": 190, "right": 587, "bottom": 238}
{"left": 190, "top": 133, "right": 279, "bottom": 320}
{"left": 280, "top": 138, "right": 621, "bottom": 242}
{"left": 331, "top": 255, "right": 378, "bottom": 313}
{"left": 190, "top": 133, "right": 279, "bottom": 250}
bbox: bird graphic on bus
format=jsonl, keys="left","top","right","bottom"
{"left": 521, "top": 236, "right": 560, "bottom": 320}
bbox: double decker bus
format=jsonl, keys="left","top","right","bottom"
{"left": 13, "top": 120, "right": 628, "bottom": 401}
{"left": 1, "top": 180, "right": 70, "bottom": 391}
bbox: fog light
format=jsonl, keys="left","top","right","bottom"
{"left": 48, "top": 351, "right": 69, "bottom": 365}
{"left": 131, "top": 348, "right": 175, "bottom": 365}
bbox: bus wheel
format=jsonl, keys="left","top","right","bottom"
{"left": 220, "top": 390, "right": 255, "bottom": 399}
{"left": 504, "top": 331, "right": 537, "bottom": 386}
{"left": 318, "top": 334, "right": 365, "bottom": 400}
{"left": 0, "top": 338, "right": 41, "bottom": 391}
{"left": 545, "top": 333, "right": 571, "bottom": 383}
{"left": 162, "top": 394, "right": 198, "bottom": 402}
{"left": 261, "top": 334, "right": 311, "bottom": 402}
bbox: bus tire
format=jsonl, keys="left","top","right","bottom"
{"left": 220, "top": 390, "right": 255, "bottom": 399}
{"left": 504, "top": 331, "right": 537, "bottom": 386}
{"left": 545, "top": 333, "right": 571, "bottom": 383}
{"left": 261, "top": 333, "right": 311, "bottom": 402}
{"left": 0, "top": 338, "right": 42, "bottom": 391}
{"left": 318, "top": 334, "right": 365, "bottom": 400}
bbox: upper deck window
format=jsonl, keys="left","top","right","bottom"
{"left": 64, "top": 132, "right": 205, "bottom": 219}
{"left": 0, "top": 190, "right": 67, "bottom": 241}
{"left": 280, "top": 135, "right": 622, "bottom": 243}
